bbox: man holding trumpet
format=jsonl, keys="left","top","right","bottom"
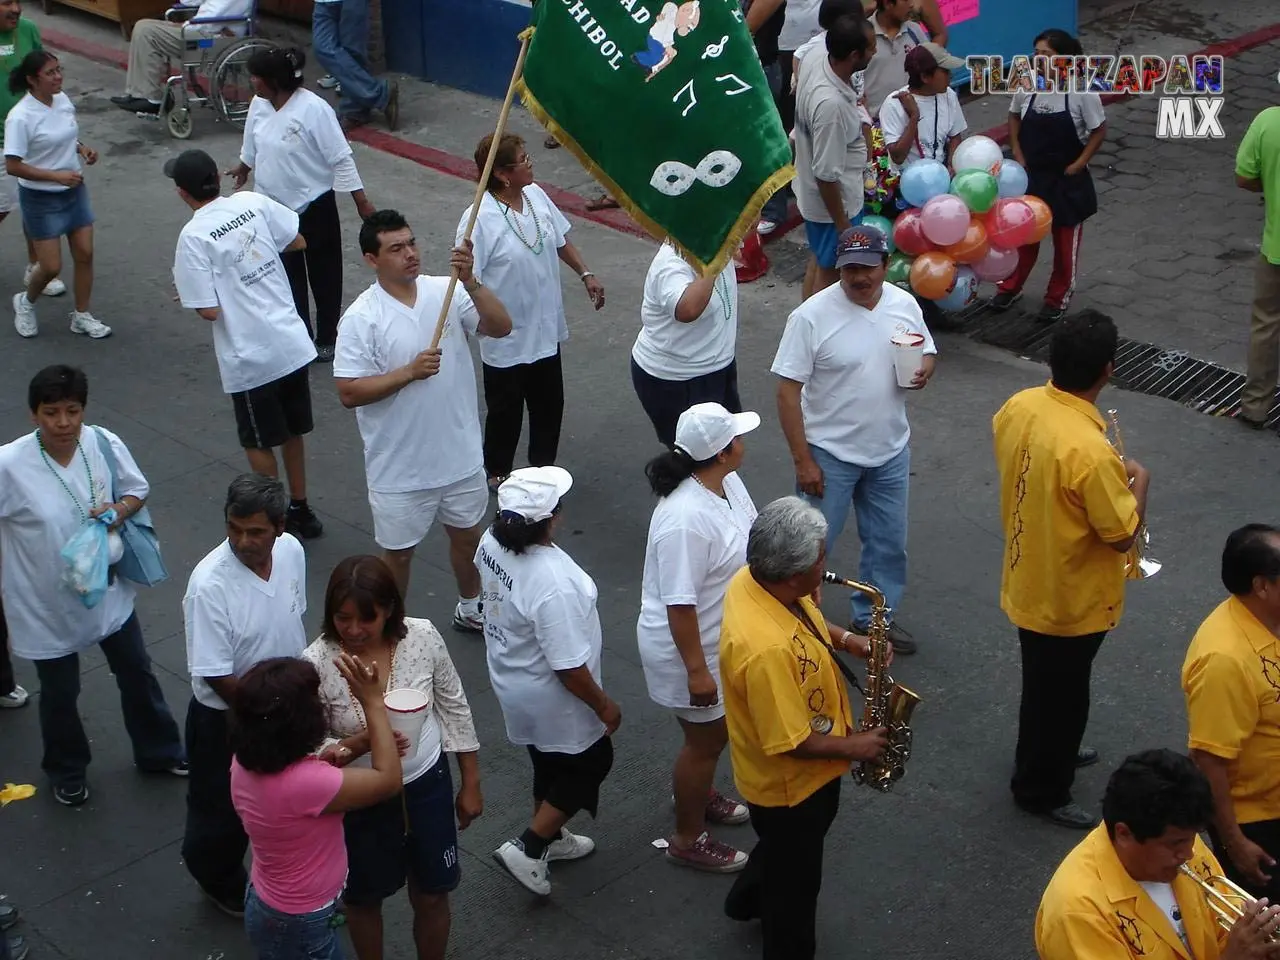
{"left": 1184, "top": 525, "right": 1280, "bottom": 904}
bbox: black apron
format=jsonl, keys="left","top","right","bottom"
{"left": 1020, "top": 92, "right": 1098, "bottom": 229}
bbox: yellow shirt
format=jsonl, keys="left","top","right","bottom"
{"left": 719, "top": 567, "right": 853, "bottom": 807}
{"left": 993, "top": 382, "right": 1140, "bottom": 636}
{"left": 1036, "top": 826, "right": 1228, "bottom": 960}
{"left": 1183, "top": 596, "right": 1280, "bottom": 824}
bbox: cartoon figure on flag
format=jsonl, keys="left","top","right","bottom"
{"left": 632, "top": 1, "right": 701, "bottom": 82}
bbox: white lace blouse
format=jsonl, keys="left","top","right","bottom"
{"left": 302, "top": 617, "right": 480, "bottom": 782}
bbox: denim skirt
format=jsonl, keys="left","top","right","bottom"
{"left": 19, "top": 182, "right": 94, "bottom": 240}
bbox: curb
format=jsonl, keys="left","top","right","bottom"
{"left": 41, "top": 20, "right": 1280, "bottom": 239}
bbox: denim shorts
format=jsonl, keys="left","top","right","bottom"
{"left": 19, "top": 183, "right": 93, "bottom": 240}
{"left": 341, "top": 752, "right": 461, "bottom": 905}
{"left": 243, "top": 884, "right": 343, "bottom": 960}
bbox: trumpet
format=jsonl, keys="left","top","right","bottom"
{"left": 1106, "top": 408, "right": 1162, "bottom": 579}
{"left": 1179, "top": 865, "right": 1279, "bottom": 941}
{"left": 821, "top": 571, "right": 921, "bottom": 791}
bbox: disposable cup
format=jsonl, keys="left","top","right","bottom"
{"left": 384, "top": 688, "right": 429, "bottom": 759}
{"left": 891, "top": 333, "right": 926, "bottom": 388}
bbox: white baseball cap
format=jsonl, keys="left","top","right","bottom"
{"left": 673, "top": 403, "right": 761, "bottom": 461}
{"left": 497, "top": 466, "right": 573, "bottom": 522}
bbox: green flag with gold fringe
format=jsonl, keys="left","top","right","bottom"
{"left": 516, "top": 0, "right": 794, "bottom": 275}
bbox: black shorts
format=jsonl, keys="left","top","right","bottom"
{"left": 231, "top": 364, "right": 313, "bottom": 450}
{"left": 527, "top": 734, "right": 614, "bottom": 819}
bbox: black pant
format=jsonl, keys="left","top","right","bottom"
{"left": 630, "top": 357, "right": 742, "bottom": 448}
{"left": 1011, "top": 628, "right": 1106, "bottom": 811}
{"left": 33, "top": 613, "right": 184, "bottom": 788}
{"left": 1209, "top": 819, "right": 1280, "bottom": 903}
{"left": 181, "top": 698, "right": 249, "bottom": 903}
{"left": 0, "top": 597, "right": 13, "bottom": 696}
{"left": 283, "top": 190, "right": 343, "bottom": 348}
{"left": 724, "top": 776, "right": 841, "bottom": 960}
{"left": 481, "top": 350, "right": 565, "bottom": 478}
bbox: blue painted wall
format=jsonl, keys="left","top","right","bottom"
{"left": 943, "top": 0, "right": 1079, "bottom": 89}
{"left": 383, "top": 0, "right": 531, "bottom": 99}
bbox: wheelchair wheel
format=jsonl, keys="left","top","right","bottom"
{"left": 211, "top": 39, "right": 276, "bottom": 127}
{"left": 166, "top": 106, "right": 193, "bottom": 140}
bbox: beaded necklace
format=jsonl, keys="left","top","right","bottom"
{"left": 494, "top": 188, "right": 544, "bottom": 255}
{"left": 37, "top": 431, "right": 96, "bottom": 523}
{"left": 713, "top": 271, "right": 733, "bottom": 323}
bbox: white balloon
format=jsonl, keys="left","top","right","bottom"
{"left": 953, "top": 136, "right": 1004, "bottom": 178}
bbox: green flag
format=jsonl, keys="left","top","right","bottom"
{"left": 516, "top": 0, "right": 794, "bottom": 275}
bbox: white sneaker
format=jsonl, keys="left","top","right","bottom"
{"left": 69, "top": 310, "right": 111, "bottom": 339}
{"left": 12, "top": 292, "right": 36, "bottom": 338}
{"left": 24, "top": 264, "right": 65, "bottom": 296}
{"left": 493, "top": 840, "right": 551, "bottom": 896}
{"left": 756, "top": 219, "right": 778, "bottom": 236}
{"left": 0, "top": 684, "right": 28, "bottom": 708}
{"left": 317, "top": 74, "right": 339, "bottom": 89}
{"left": 546, "top": 826, "right": 595, "bottom": 862}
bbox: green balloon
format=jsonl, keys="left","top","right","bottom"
{"left": 860, "top": 214, "right": 896, "bottom": 253}
{"left": 886, "top": 252, "right": 913, "bottom": 288}
{"left": 950, "top": 169, "right": 999, "bottom": 214}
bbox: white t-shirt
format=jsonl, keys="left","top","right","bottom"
{"left": 649, "top": 3, "right": 678, "bottom": 46}
{"left": 333, "top": 277, "right": 485, "bottom": 493}
{"left": 863, "top": 16, "right": 929, "bottom": 121}
{"left": 1009, "top": 90, "right": 1107, "bottom": 145}
{"left": 475, "top": 532, "right": 607, "bottom": 754}
{"left": 878, "top": 85, "right": 967, "bottom": 169}
{"left": 173, "top": 192, "right": 317, "bottom": 394}
{"left": 183, "top": 535, "right": 308, "bottom": 710}
{"left": 632, "top": 243, "right": 738, "bottom": 380}
{"left": 185, "top": 0, "right": 251, "bottom": 36}
{"left": 778, "top": 0, "right": 822, "bottom": 53}
{"left": 771, "top": 281, "right": 936, "bottom": 467}
{"left": 636, "top": 473, "right": 756, "bottom": 708}
{"left": 0, "top": 427, "right": 148, "bottom": 659}
{"left": 1139, "top": 882, "right": 1191, "bottom": 953}
{"left": 240, "top": 89, "right": 362, "bottom": 212}
{"left": 794, "top": 54, "right": 866, "bottom": 223}
{"left": 3, "top": 92, "right": 80, "bottom": 192}
{"left": 458, "top": 185, "right": 571, "bottom": 368}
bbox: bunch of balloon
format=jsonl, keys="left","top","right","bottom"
{"left": 886, "top": 135, "right": 1051, "bottom": 311}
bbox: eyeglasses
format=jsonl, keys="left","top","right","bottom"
{"left": 507, "top": 156, "right": 534, "bottom": 168}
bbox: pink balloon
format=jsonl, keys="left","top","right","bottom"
{"left": 919, "top": 194, "right": 971, "bottom": 247}
{"left": 984, "top": 198, "right": 1038, "bottom": 251}
{"left": 972, "top": 245, "right": 1020, "bottom": 282}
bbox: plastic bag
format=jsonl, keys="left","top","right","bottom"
{"left": 60, "top": 517, "right": 112, "bottom": 609}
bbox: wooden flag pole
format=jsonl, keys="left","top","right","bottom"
{"left": 429, "top": 32, "right": 532, "bottom": 351}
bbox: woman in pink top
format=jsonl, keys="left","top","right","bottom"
{"left": 230, "top": 654, "right": 402, "bottom": 959}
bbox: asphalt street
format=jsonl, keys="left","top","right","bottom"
{"left": 0, "top": 40, "right": 1278, "bottom": 960}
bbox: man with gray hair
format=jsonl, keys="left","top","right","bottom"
{"left": 718, "top": 496, "right": 888, "bottom": 959}
{"left": 180, "top": 473, "right": 308, "bottom": 917}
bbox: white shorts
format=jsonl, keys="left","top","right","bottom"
{"left": 672, "top": 703, "right": 727, "bottom": 723}
{"left": 0, "top": 168, "right": 18, "bottom": 215}
{"left": 369, "top": 469, "right": 490, "bottom": 551}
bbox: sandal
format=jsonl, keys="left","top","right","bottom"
{"left": 544, "top": 135, "right": 560, "bottom": 149}
{"left": 585, "top": 193, "right": 620, "bottom": 211}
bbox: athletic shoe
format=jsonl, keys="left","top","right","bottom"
{"left": 317, "top": 74, "right": 339, "bottom": 89}
{"left": 705, "top": 790, "right": 749, "bottom": 825}
{"left": 0, "top": 896, "right": 18, "bottom": 929}
{"left": 452, "top": 604, "right": 483, "bottom": 634}
{"left": 1037, "top": 304, "right": 1067, "bottom": 324}
{"left": 493, "top": 840, "right": 551, "bottom": 896}
{"left": 69, "top": 311, "right": 111, "bottom": 339}
{"left": 7, "top": 934, "right": 28, "bottom": 960}
{"left": 0, "top": 685, "right": 29, "bottom": 709}
{"left": 546, "top": 827, "right": 595, "bottom": 862}
{"left": 285, "top": 503, "right": 324, "bottom": 540}
{"left": 24, "top": 263, "right": 65, "bottom": 296}
{"left": 54, "top": 783, "right": 89, "bottom": 806}
{"left": 139, "top": 759, "right": 189, "bottom": 777}
{"left": 204, "top": 888, "right": 245, "bottom": 918}
{"left": 756, "top": 219, "right": 778, "bottom": 236}
{"left": 988, "top": 291, "right": 1022, "bottom": 312}
{"left": 12, "top": 292, "right": 36, "bottom": 338}
{"left": 665, "top": 832, "right": 748, "bottom": 873}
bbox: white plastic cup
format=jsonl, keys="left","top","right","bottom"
{"left": 384, "top": 688, "right": 429, "bottom": 759}
{"left": 891, "top": 333, "right": 926, "bottom": 388}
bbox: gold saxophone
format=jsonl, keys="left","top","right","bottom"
{"left": 822, "top": 571, "right": 922, "bottom": 791}
{"left": 1106, "top": 409, "right": 1162, "bottom": 580}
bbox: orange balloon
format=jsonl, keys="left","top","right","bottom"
{"left": 942, "top": 219, "right": 990, "bottom": 265}
{"left": 1024, "top": 195, "right": 1053, "bottom": 242}
{"left": 909, "top": 251, "right": 957, "bottom": 300}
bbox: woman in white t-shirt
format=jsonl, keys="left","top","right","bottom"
{"left": 632, "top": 241, "right": 741, "bottom": 447}
{"left": 303, "top": 555, "right": 482, "bottom": 960}
{"left": 476, "top": 466, "right": 620, "bottom": 898}
{"left": 4, "top": 51, "right": 109, "bottom": 340}
{"left": 459, "top": 133, "right": 605, "bottom": 491}
{"left": 877, "top": 42, "right": 967, "bottom": 170}
{"left": 228, "top": 47, "right": 374, "bottom": 362}
{"left": 637, "top": 402, "right": 760, "bottom": 874}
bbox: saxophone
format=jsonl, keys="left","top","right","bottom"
{"left": 822, "top": 571, "right": 922, "bottom": 791}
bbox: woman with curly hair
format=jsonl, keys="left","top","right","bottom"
{"left": 229, "top": 654, "right": 401, "bottom": 959}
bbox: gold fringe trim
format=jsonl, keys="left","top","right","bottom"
{"left": 516, "top": 28, "right": 795, "bottom": 276}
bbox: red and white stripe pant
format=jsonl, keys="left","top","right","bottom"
{"left": 997, "top": 223, "right": 1084, "bottom": 310}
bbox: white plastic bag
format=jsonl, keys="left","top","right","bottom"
{"left": 60, "top": 518, "right": 111, "bottom": 609}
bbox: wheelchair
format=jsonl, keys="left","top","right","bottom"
{"left": 157, "top": 2, "right": 277, "bottom": 139}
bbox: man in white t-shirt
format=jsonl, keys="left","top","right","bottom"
{"left": 772, "top": 223, "right": 935, "bottom": 654}
{"left": 181, "top": 473, "right": 308, "bottom": 917}
{"left": 335, "top": 209, "right": 512, "bottom": 624}
{"left": 169, "top": 149, "right": 324, "bottom": 542}
{"left": 877, "top": 42, "right": 966, "bottom": 170}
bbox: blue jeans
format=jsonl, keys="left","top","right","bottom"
{"left": 800, "top": 444, "right": 910, "bottom": 628}
{"left": 312, "top": 0, "right": 388, "bottom": 117}
{"left": 245, "top": 885, "right": 344, "bottom": 960}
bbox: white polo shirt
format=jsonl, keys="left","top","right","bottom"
{"left": 771, "top": 281, "right": 936, "bottom": 467}
{"left": 794, "top": 54, "right": 866, "bottom": 224}
{"left": 183, "top": 534, "right": 308, "bottom": 710}
{"left": 1009, "top": 90, "right": 1107, "bottom": 145}
{"left": 333, "top": 277, "right": 485, "bottom": 493}
{"left": 878, "top": 85, "right": 967, "bottom": 169}
{"left": 475, "top": 532, "right": 606, "bottom": 754}
{"left": 632, "top": 243, "right": 738, "bottom": 380}
{"left": 863, "top": 15, "right": 928, "bottom": 121}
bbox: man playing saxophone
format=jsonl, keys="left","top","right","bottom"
{"left": 992, "top": 311, "right": 1149, "bottom": 829}
{"left": 718, "top": 497, "right": 888, "bottom": 960}
{"left": 1184, "top": 525, "right": 1280, "bottom": 904}
{"left": 1037, "top": 749, "right": 1280, "bottom": 960}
